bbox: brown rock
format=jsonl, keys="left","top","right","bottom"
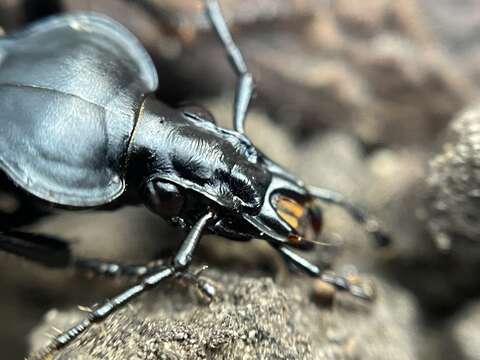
{"left": 29, "top": 272, "right": 420, "bottom": 360}
{"left": 388, "top": 104, "right": 480, "bottom": 312}
{"left": 426, "top": 105, "right": 480, "bottom": 251}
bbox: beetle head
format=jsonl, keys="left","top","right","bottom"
{"left": 142, "top": 155, "right": 323, "bottom": 249}
{"left": 136, "top": 100, "right": 323, "bottom": 248}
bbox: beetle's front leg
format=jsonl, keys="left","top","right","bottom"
{"left": 31, "top": 212, "right": 215, "bottom": 360}
{"left": 274, "top": 245, "right": 374, "bottom": 301}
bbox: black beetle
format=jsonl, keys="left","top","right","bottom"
{"left": 0, "top": 1, "right": 390, "bottom": 358}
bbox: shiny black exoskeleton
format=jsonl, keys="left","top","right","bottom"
{"left": 0, "top": 2, "right": 391, "bottom": 358}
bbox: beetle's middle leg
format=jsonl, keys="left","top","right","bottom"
{"left": 274, "top": 244, "right": 374, "bottom": 301}
{"left": 31, "top": 212, "right": 214, "bottom": 360}
{"left": 204, "top": 0, "right": 254, "bottom": 134}
{"left": 0, "top": 229, "right": 158, "bottom": 278}
{"left": 0, "top": 227, "right": 213, "bottom": 286}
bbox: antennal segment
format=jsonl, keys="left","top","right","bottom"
{"left": 308, "top": 186, "right": 392, "bottom": 248}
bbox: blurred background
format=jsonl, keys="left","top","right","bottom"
{"left": 1, "top": 0, "right": 480, "bottom": 359}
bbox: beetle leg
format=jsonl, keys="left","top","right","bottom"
{"left": 0, "top": 230, "right": 72, "bottom": 268}
{"left": 32, "top": 212, "right": 214, "bottom": 360}
{"left": 0, "top": 228, "right": 214, "bottom": 287}
{"left": 73, "top": 257, "right": 160, "bottom": 278}
{"left": 75, "top": 258, "right": 216, "bottom": 301}
{"left": 204, "top": 0, "right": 254, "bottom": 134}
{"left": 308, "top": 186, "right": 392, "bottom": 248}
{"left": 274, "top": 244, "right": 374, "bottom": 301}
{"left": 0, "top": 229, "right": 157, "bottom": 278}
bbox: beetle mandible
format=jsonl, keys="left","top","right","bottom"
{"left": 0, "top": 1, "right": 391, "bottom": 358}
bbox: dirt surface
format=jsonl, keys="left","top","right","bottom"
{"left": 30, "top": 272, "right": 419, "bottom": 360}
{"left": 0, "top": 0, "right": 480, "bottom": 359}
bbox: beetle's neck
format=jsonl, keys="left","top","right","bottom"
{"left": 125, "top": 97, "right": 182, "bottom": 196}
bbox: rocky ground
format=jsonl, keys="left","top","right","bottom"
{"left": 1, "top": 0, "right": 480, "bottom": 359}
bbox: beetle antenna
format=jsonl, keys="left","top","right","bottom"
{"left": 307, "top": 186, "right": 391, "bottom": 248}
{"left": 301, "top": 238, "right": 338, "bottom": 248}
{"left": 287, "top": 234, "right": 340, "bottom": 249}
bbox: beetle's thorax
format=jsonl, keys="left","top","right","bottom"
{"left": 126, "top": 97, "right": 271, "bottom": 213}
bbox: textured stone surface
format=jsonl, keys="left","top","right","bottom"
{"left": 426, "top": 105, "right": 480, "bottom": 251}
{"left": 29, "top": 272, "right": 419, "bottom": 360}
{"left": 381, "top": 104, "right": 480, "bottom": 314}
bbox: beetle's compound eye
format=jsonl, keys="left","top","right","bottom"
{"left": 144, "top": 180, "right": 184, "bottom": 218}
{"left": 182, "top": 104, "right": 217, "bottom": 125}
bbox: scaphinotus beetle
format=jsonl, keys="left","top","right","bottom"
{"left": 0, "top": 1, "right": 391, "bottom": 358}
